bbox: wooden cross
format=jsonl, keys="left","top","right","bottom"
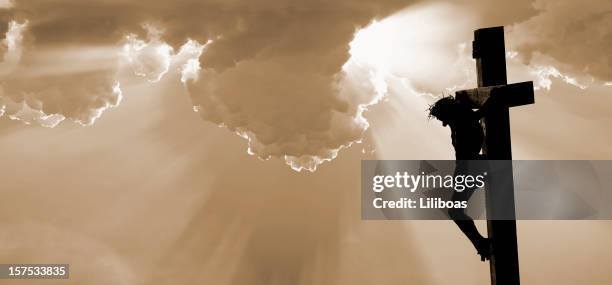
{"left": 455, "top": 26, "right": 535, "bottom": 285}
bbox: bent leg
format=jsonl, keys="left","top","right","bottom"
{"left": 449, "top": 188, "right": 490, "bottom": 261}
{"left": 449, "top": 188, "right": 484, "bottom": 243}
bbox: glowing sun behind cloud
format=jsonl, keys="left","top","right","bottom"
{"left": 346, "top": 2, "right": 478, "bottom": 98}
{"left": 342, "top": 3, "right": 480, "bottom": 160}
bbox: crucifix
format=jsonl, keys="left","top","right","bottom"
{"left": 455, "top": 26, "right": 535, "bottom": 285}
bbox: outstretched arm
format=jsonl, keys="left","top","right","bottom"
{"left": 473, "top": 87, "right": 503, "bottom": 119}
{"left": 455, "top": 86, "right": 506, "bottom": 119}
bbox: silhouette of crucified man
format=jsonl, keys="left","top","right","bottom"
{"left": 428, "top": 95, "right": 492, "bottom": 262}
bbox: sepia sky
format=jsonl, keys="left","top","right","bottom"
{"left": 1, "top": 0, "right": 611, "bottom": 284}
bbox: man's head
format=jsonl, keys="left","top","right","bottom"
{"left": 428, "top": 96, "right": 459, "bottom": 126}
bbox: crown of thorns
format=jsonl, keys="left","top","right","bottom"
{"left": 427, "top": 96, "right": 458, "bottom": 119}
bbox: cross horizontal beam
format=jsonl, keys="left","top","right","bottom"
{"left": 456, "top": 81, "right": 535, "bottom": 109}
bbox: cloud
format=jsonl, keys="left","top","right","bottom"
{"left": 177, "top": 39, "right": 209, "bottom": 84}
{"left": 0, "top": 20, "right": 25, "bottom": 75}
{"left": 175, "top": 1, "right": 412, "bottom": 171}
{"left": 0, "top": 6, "right": 203, "bottom": 127}
{"left": 122, "top": 24, "right": 174, "bottom": 83}
{"left": 122, "top": 25, "right": 209, "bottom": 84}
{"left": 0, "top": 0, "right": 11, "bottom": 9}
{"left": 2, "top": 0, "right": 606, "bottom": 171}
{"left": 344, "top": 3, "right": 478, "bottom": 98}
{"left": 507, "top": 0, "right": 612, "bottom": 83}
{"left": 3, "top": 98, "right": 65, "bottom": 127}
{"left": 0, "top": 16, "right": 123, "bottom": 126}
{"left": 0, "top": 45, "right": 123, "bottom": 126}
{"left": 186, "top": 50, "right": 375, "bottom": 172}
{"left": 1, "top": 1, "right": 409, "bottom": 171}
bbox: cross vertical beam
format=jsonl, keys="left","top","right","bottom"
{"left": 473, "top": 27, "right": 520, "bottom": 285}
